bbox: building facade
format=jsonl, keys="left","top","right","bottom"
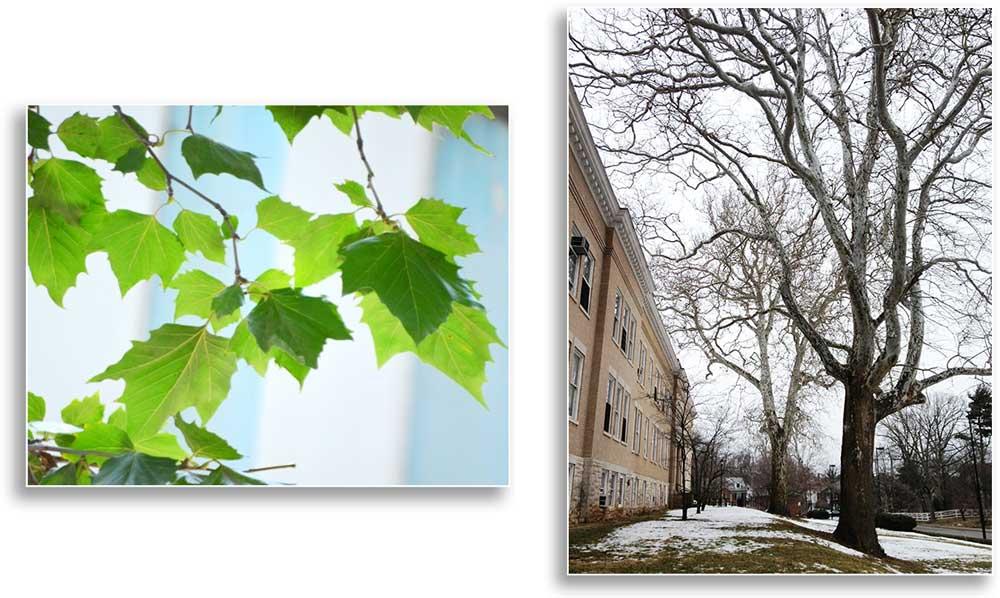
{"left": 568, "top": 85, "right": 690, "bottom": 524}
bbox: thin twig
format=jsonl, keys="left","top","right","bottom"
{"left": 350, "top": 106, "right": 390, "bottom": 223}
{"left": 28, "top": 444, "right": 118, "bottom": 458}
{"left": 244, "top": 463, "right": 297, "bottom": 474}
{"left": 113, "top": 105, "right": 245, "bottom": 284}
{"left": 185, "top": 105, "right": 194, "bottom": 132}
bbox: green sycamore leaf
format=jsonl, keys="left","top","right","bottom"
{"left": 71, "top": 422, "right": 133, "bottom": 454}
{"left": 323, "top": 107, "right": 355, "bottom": 135}
{"left": 359, "top": 295, "right": 503, "bottom": 405}
{"left": 173, "top": 209, "right": 226, "bottom": 264}
{"left": 61, "top": 392, "right": 104, "bottom": 427}
{"left": 136, "top": 157, "right": 167, "bottom": 191}
{"left": 405, "top": 197, "right": 480, "bottom": 258}
{"left": 340, "top": 231, "right": 480, "bottom": 343}
{"left": 56, "top": 112, "right": 101, "bottom": 158}
{"left": 334, "top": 180, "right": 372, "bottom": 208}
{"left": 95, "top": 115, "right": 147, "bottom": 162}
{"left": 221, "top": 214, "right": 239, "bottom": 237}
{"left": 212, "top": 285, "right": 244, "bottom": 319}
{"left": 265, "top": 106, "right": 326, "bottom": 143}
{"left": 113, "top": 146, "right": 147, "bottom": 174}
{"left": 27, "top": 197, "right": 93, "bottom": 306}
{"left": 169, "top": 270, "right": 242, "bottom": 332}
{"left": 31, "top": 158, "right": 105, "bottom": 219}
{"left": 248, "top": 268, "right": 292, "bottom": 302}
{"left": 256, "top": 195, "right": 312, "bottom": 241}
{"left": 413, "top": 106, "right": 495, "bottom": 154}
{"left": 89, "top": 324, "right": 238, "bottom": 442}
{"left": 107, "top": 407, "right": 127, "bottom": 430}
{"left": 133, "top": 433, "right": 188, "bottom": 460}
{"left": 256, "top": 196, "right": 357, "bottom": 287}
{"left": 40, "top": 461, "right": 91, "bottom": 485}
{"left": 28, "top": 392, "right": 46, "bottom": 422}
{"left": 246, "top": 288, "right": 352, "bottom": 368}
{"left": 91, "top": 209, "right": 185, "bottom": 295}
{"left": 174, "top": 415, "right": 242, "bottom": 460}
{"left": 94, "top": 452, "right": 177, "bottom": 485}
{"left": 230, "top": 320, "right": 269, "bottom": 376}
{"left": 201, "top": 465, "right": 265, "bottom": 485}
{"left": 28, "top": 110, "right": 52, "bottom": 151}
{"left": 181, "top": 133, "right": 266, "bottom": 190}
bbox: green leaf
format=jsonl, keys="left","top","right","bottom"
{"left": 360, "top": 295, "right": 502, "bottom": 405}
{"left": 174, "top": 415, "right": 242, "bottom": 460}
{"left": 256, "top": 195, "right": 312, "bottom": 241}
{"left": 95, "top": 115, "right": 146, "bottom": 162}
{"left": 246, "top": 288, "right": 352, "bottom": 368}
{"left": 93, "top": 452, "right": 177, "bottom": 485}
{"left": 201, "top": 465, "right": 265, "bottom": 485}
{"left": 56, "top": 112, "right": 101, "bottom": 158}
{"left": 220, "top": 214, "right": 239, "bottom": 237}
{"left": 334, "top": 180, "right": 372, "bottom": 208}
{"left": 40, "top": 461, "right": 91, "bottom": 485}
{"left": 229, "top": 320, "right": 270, "bottom": 375}
{"left": 89, "top": 324, "right": 238, "bottom": 442}
{"left": 414, "top": 106, "right": 495, "bottom": 154}
{"left": 248, "top": 268, "right": 292, "bottom": 302}
{"left": 71, "top": 423, "right": 133, "bottom": 454}
{"left": 107, "top": 407, "right": 127, "bottom": 430}
{"left": 265, "top": 106, "right": 326, "bottom": 143}
{"left": 136, "top": 157, "right": 167, "bottom": 191}
{"left": 212, "top": 285, "right": 244, "bottom": 319}
{"left": 133, "top": 433, "right": 188, "bottom": 460}
{"left": 28, "top": 392, "right": 46, "bottom": 422}
{"left": 31, "top": 158, "right": 105, "bottom": 219}
{"left": 169, "top": 270, "right": 241, "bottom": 332}
{"left": 323, "top": 107, "right": 355, "bottom": 135}
{"left": 291, "top": 214, "right": 358, "bottom": 287}
{"left": 173, "top": 209, "right": 226, "bottom": 264}
{"left": 405, "top": 197, "right": 480, "bottom": 258}
{"left": 28, "top": 110, "right": 52, "bottom": 151}
{"left": 112, "top": 146, "right": 146, "bottom": 174}
{"left": 181, "top": 133, "right": 266, "bottom": 190}
{"left": 27, "top": 197, "right": 93, "bottom": 306}
{"left": 60, "top": 392, "right": 104, "bottom": 427}
{"left": 256, "top": 196, "right": 357, "bottom": 287}
{"left": 272, "top": 348, "right": 310, "bottom": 386}
{"left": 92, "top": 209, "right": 185, "bottom": 295}
{"left": 340, "top": 231, "right": 480, "bottom": 343}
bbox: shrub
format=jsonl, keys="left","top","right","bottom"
{"left": 876, "top": 513, "right": 917, "bottom": 531}
{"left": 806, "top": 509, "right": 830, "bottom": 519}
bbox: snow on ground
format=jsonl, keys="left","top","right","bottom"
{"left": 783, "top": 515, "right": 992, "bottom": 570}
{"left": 579, "top": 506, "right": 991, "bottom": 573}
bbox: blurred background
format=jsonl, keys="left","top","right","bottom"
{"left": 26, "top": 105, "right": 509, "bottom": 486}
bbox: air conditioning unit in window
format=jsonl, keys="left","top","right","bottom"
{"left": 570, "top": 236, "right": 589, "bottom": 256}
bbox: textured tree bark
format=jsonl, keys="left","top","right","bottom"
{"left": 833, "top": 381, "right": 884, "bottom": 556}
{"left": 768, "top": 439, "right": 790, "bottom": 516}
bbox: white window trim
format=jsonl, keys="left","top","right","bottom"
{"left": 568, "top": 345, "right": 585, "bottom": 424}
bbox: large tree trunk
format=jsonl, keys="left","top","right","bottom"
{"left": 833, "top": 381, "right": 885, "bottom": 556}
{"left": 768, "top": 438, "right": 790, "bottom": 516}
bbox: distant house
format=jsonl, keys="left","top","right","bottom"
{"left": 722, "top": 477, "right": 749, "bottom": 507}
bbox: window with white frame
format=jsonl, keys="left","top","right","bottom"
{"left": 612, "top": 290, "right": 621, "bottom": 341}
{"left": 637, "top": 341, "right": 646, "bottom": 383}
{"left": 568, "top": 463, "right": 576, "bottom": 509}
{"left": 578, "top": 252, "right": 594, "bottom": 313}
{"left": 652, "top": 425, "right": 658, "bottom": 462}
{"left": 612, "top": 381, "right": 624, "bottom": 439}
{"left": 619, "top": 391, "right": 630, "bottom": 444}
{"left": 617, "top": 476, "right": 624, "bottom": 507}
{"left": 627, "top": 318, "right": 636, "bottom": 361}
{"left": 619, "top": 303, "right": 631, "bottom": 354}
{"left": 642, "top": 416, "right": 649, "bottom": 458}
{"left": 602, "top": 375, "right": 615, "bottom": 434}
{"left": 568, "top": 346, "right": 584, "bottom": 420}
{"left": 632, "top": 405, "right": 641, "bottom": 452}
{"left": 599, "top": 470, "right": 608, "bottom": 507}
{"left": 609, "top": 471, "right": 618, "bottom": 506}
{"left": 568, "top": 225, "right": 580, "bottom": 295}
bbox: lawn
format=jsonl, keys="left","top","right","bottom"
{"left": 568, "top": 506, "right": 992, "bottom": 574}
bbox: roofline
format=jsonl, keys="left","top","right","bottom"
{"left": 568, "top": 82, "right": 685, "bottom": 378}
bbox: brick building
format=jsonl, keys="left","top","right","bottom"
{"left": 568, "top": 85, "right": 690, "bottom": 524}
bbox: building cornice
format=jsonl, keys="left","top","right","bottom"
{"left": 568, "top": 83, "right": 684, "bottom": 378}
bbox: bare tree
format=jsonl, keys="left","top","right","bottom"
{"left": 690, "top": 400, "right": 737, "bottom": 512}
{"left": 570, "top": 8, "right": 992, "bottom": 555}
{"left": 646, "top": 189, "right": 840, "bottom": 516}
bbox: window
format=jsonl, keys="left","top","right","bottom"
{"left": 637, "top": 341, "right": 646, "bottom": 383}
{"left": 568, "top": 227, "right": 579, "bottom": 294}
{"left": 632, "top": 406, "right": 641, "bottom": 452}
{"left": 612, "top": 381, "right": 623, "bottom": 438}
{"left": 568, "top": 347, "right": 584, "bottom": 420}
{"left": 652, "top": 425, "right": 658, "bottom": 463}
{"left": 642, "top": 417, "right": 649, "bottom": 458}
{"left": 612, "top": 291, "right": 621, "bottom": 341}
{"left": 643, "top": 480, "right": 648, "bottom": 506}
{"left": 620, "top": 392, "right": 630, "bottom": 443}
{"left": 579, "top": 252, "right": 593, "bottom": 313}
{"left": 609, "top": 472, "right": 618, "bottom": 506}
{"left": 603, "top": 375, "right": 615, "bottom": 434}
{"left": 617, "top": 476, "right": 624, "bottom": 507}
{"left": 619, "top": 303, "right": 631, "bottom": 352}
{"left": 599, "top": 470, "right": 608, "bottom": 508}
{"left": 627, "top": 318, "right": 636, "bottom": 361}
